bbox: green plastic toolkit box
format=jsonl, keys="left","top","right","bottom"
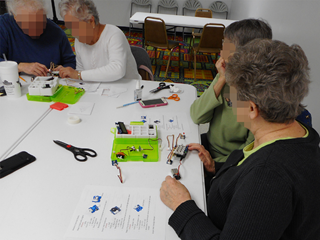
{"left": 111, "top": 124, "right": 160, "bottom": 162}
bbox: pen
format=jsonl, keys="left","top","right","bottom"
{"left": 19, "top": 76, "right": 26, "bottom": 82}
{"left": 116, "top": 101, "right": 139, "bottom": 109}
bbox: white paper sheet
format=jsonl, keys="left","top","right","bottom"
{"left": 64, "top": 185, "right": 166, "bottom": 240}
{"left": 131, "top": 112, "right": 191, "bottom": 133}
{"left": 102, "top": 87, "right": 128, "bottom": 98}
{"left": 68, "top": 102, "right": 95, "bottom": 115}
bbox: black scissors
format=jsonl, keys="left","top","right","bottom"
{"left": 53, "top": 140, "right": 97, "bottom": 162}
{"left": 150, "top": 82, "right": 174, "bottom": 93}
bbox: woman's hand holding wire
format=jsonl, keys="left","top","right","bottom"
{"left": 187, "top": 143, "right": 216, "bottom": 174}
{"left": 160, "top": 176, "right": 191, "bottom": 211}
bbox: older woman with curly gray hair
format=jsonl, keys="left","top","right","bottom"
{"left": 160, "top": 39, "right": 320, "bottom": 240}
{"left": 58, "top": 0, "right": 141, "bottom": 82}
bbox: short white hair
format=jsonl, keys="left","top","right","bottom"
{"left": 6, "top": 0, "right": 46, "bottom": 15}
{"left": 59, "top": 0, "right": 99, "bottom": 25}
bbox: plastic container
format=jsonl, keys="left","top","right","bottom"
{"left": 0, "top": 61, "right": 21, "bottom": 98}
{"left": 110, "top": 124, "right": 159, "bottom": 162}
{"left": 28, "top": 76, "right": 59, "bottom": 96}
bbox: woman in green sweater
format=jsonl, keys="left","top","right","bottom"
{"left": 161, "top": 39, "right": 320, "bottom": 240}
{"left": 189, "top": 19, "right": 272, "bottom": 165}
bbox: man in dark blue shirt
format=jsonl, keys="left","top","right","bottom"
{"left": 0, "top": 0, "right": 75, "bottom": 76}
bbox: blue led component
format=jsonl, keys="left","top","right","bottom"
{"left": 110, "top": 206, "right": 121, "bottom": 215}
{"left": 92, "top": 196, "right": 101, "bottom": 203}
{"left": 89, "top": 205, "right": 99, "bottom": 213}
{"left": 116, "top": 126, "right": 122, "bottom": 134}
{"left": 134, "top": 204, "right": 143, "bottom": 212}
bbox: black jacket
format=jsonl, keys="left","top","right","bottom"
{"left": 169, "top": 124, "right": 320, "bottom": 240}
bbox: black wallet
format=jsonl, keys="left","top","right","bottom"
{"left": 0, "top": 151, "right": 36, "bottom": 179}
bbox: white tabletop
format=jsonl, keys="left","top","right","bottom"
{"left": 0, "top": 76, "right": 52, "bottom": 161}
{"left": 0, "top": 79, "right": 206, "bottom": 240}
{"left": 130, "top": 12, "right": 235, "bottom": 28}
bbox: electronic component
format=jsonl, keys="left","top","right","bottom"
{"left": 28, "top": 76, "right": 59, "bottom": 96}
{"left": 92, "top": 196, "right": 101, "bottom": 203}
{"left": 171, "top": 168, "right": 181, "bottom": 180}
{"left": 0, "top": 151, "right": 36, "bottom": 179}
{"left": 166, "top": 159, "right": 173, "bottom": 165}
{"left": 139, "top": 98, "right": 168, "bottom": 108}
{"left": 173, "top": 145, "right": 188, "bottom": 159}
{"left": 89, "top": 205, "right": 99, "bottom": 213}
{"left": 142, "top": 154, "right": 148, "bottom": 159}
{"left": 180, "top": 133, "right": 186, "bottom": 139}
{"left": 116, "top": 152, "right": 126, "bottom": 159}
{"left": 134, "top": 205, "right": 143, "bottom": 212}
{"left": 111, "top": 160, "right": 123, "bottom": 183}
{"left": 116, "top": 122, "right": 128, "bottom": 134}
{"left": 110, "top": 206, "right": 121, "bottom": 215}
{"left": 130, "top": 146, "right": 136, "bottom": 152}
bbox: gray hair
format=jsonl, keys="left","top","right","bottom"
{"left": 6, "top": 0, "right": 46, "bottom": 15}
{"left": 224, "top": 18, "right": 272, "bottom": 47}
{"left": 226, "top": 39, "right": 310, "bottom": 124}
{"left": 59, "top": 0, "right": 99, "bottom": 25}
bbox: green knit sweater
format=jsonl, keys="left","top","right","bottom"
{"left": 190, "top": 74, "right": 254, "bottom": 162}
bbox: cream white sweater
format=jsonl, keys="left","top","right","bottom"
{"left": 75, "top": 24, "right": 141, "bottom": 82}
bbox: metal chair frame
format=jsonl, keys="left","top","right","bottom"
{"left": 182, "top": 0, "right": 203, "bottom": 41}
{"left": 189, "top": 23, "right": 225, "bottom": 81}
{"left": 209, "top": 1, "right": 228, "bottom": 19}
{"left": 144, "top": 16, "right": 180, "bottom": 79}
{"left": 188, "top": 8, "right": 213, "bottom": 54}
{"left": 157, "top": 0, "right": 179, "bottom": 40}
{"left": 129, "top": 0, "right": 152, "bottom": 37}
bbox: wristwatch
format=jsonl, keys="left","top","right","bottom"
{"left": 78, "top": 71, "right": 82, "bottom": 80}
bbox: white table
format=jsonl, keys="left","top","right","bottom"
{"left": 130, "top": 12, "right": 235, "bottom": 44}
{"left": 0, "top": 79, "right": 206, "bottom": 240}
{"left": 0, "top": 76, "right": 52, "bottom": 161}
{"left": 130, "top": 12, "right": 235, "bottom": 29}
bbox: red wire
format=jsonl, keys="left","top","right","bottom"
{"left": 177, "top": 160, "right": 182, "bottom": 175}
{"left": 115, "top": 164, "right": 123, "bottom": 183}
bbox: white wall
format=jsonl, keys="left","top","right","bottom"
{"left": 46, "top": 0, "right": 233, "bottom": 26}
{"left": 230, "top": 0, "right": 320, "bottom": 133}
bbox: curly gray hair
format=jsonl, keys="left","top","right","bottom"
{"left": 59, "top": 0, "right": 99, "bottom": 25}
{"left": 6, "top": 0, "right": 46, "bottom": 15}
{"left": 226, "top": 39, "right": 310, "bottom": 124}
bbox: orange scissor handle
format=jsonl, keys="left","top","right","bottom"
{"left": 168, "top": 94, "right": 180, "bottom": 101}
